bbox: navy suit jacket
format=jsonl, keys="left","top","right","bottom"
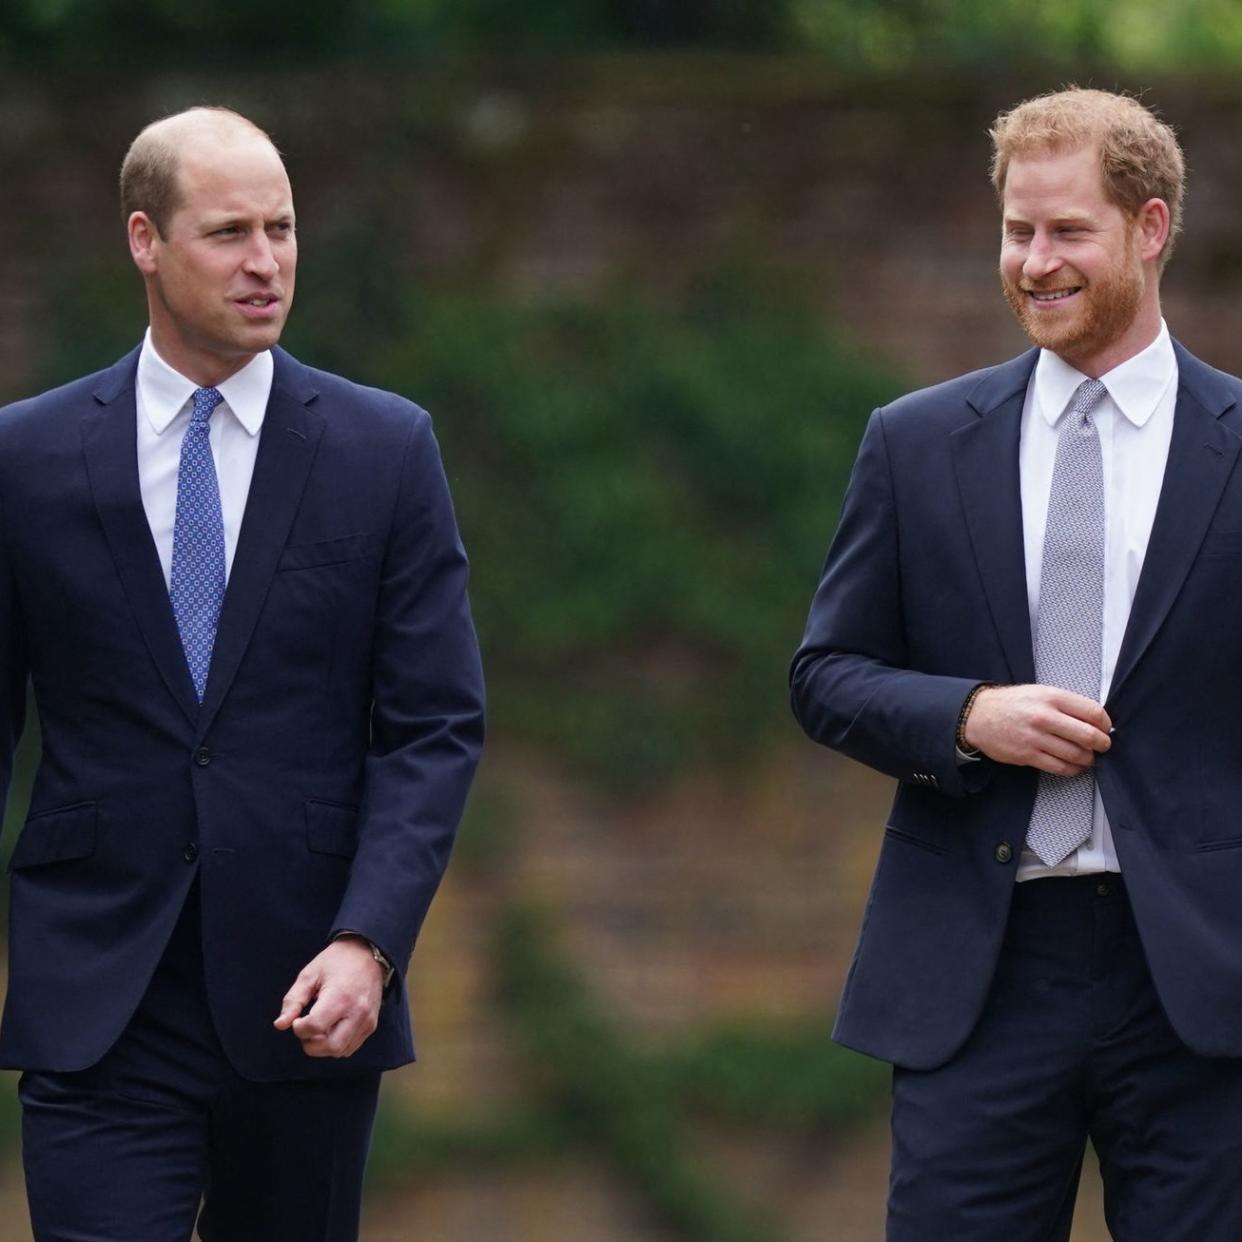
{"left": 0, "top": 345, "right": 485, "bottom": 1080}
{"left": 792, "top": 341, "right": 1242, "bottom": 1070}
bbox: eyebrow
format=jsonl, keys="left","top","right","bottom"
{"left": 200, "top": 212, "right": 296, "bottom": 231}
{"left": 1004, "top": 211, "right": 1096, "bottom": 229}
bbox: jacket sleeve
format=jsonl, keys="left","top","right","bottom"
{"left": 0, "top": 482, "right": 28, "bottom": 840}
{"left": 329, "top": 410, "right": 485, "bottom": 969}
{"left": 790, "top": 407, "right": 987, "bottom": 797}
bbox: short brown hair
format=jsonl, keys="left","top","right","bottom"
{"left": 120, "top": 106, "right": 275, "bottom": 238}
{"left": 990, "top": 88, "right": 1185, "bottom": 268}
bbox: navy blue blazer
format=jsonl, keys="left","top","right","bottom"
{"left": 792, "top": 341, "right": 1242, "bottom": 1070}
{"left": 0, "top": 346, "right": 485, "bottom": 1080}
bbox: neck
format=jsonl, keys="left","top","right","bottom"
{"left": 147, "top": 327, "right": 254, "bottom": 389}
{"left": 1058, "top": 296, "right": 1163, "bottom": 380}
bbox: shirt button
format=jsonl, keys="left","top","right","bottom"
{"left": 995, "top": 842, "right": 1013, "bottom": 863}
{"left": 194, "top": 747, "right": 212, "bottom": 767}
{"left": 1097, "top": 881, "right": 1111, "bottom": 897}
{"left": 183, "top": 842, "right": 199, "bottom": 863}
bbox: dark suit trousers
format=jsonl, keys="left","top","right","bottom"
{"left": 18, "top": 882, "right": 381, "bottom": 1242}
{"left": 888, "top": 876, "right": 1242, "bottom": 1242}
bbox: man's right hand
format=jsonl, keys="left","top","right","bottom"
{"left": 962, "top": 684, "right": 1111, "bottom": 776}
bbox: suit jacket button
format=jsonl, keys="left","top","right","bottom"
{"left": 183, "top": 842, "right": 199, "bottom": 863}
{"left": 995, "top": 842, "right": 1013, "bottom": 863}
{"left": 194, "top": 747, "right": 212, "bottom": 767}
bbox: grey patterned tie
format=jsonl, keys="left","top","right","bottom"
{"left": 1025, "top": 378, "right": 1108, "bottom": 866}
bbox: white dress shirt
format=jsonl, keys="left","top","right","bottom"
{"left": 1015, "top": 321, "right": 1177, "bottom": 881}
{"left": 135, "top": 331, "right": 271, "bottom": 586}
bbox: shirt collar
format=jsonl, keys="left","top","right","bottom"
{"left": 1033, "top": 319, "right": 1176, "bottom": 431}
{"left": 137, "top": 329, "right": 272, "bottom": 436}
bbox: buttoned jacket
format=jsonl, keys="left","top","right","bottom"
{"left": 0, "top": 345, "right": 485, "bottom": 1080}
{"left": 792, "top": 342, "right": 1242, "bottom": 1069}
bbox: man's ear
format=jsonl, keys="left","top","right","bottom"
{"left": 1137, "top": 197, "right": 1171, "bottom": 264}
{"left": 128, "top": 212, "right": 161, "bottom": 274}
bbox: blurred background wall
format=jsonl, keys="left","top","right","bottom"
{"left": 3, "top": 3, "right": 1242, "bottom": 1239}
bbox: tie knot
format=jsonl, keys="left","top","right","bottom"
{"left": 1069, "top": 378, "right": 1107, "bottom": 422}
{"left": 191, "top": 387, "right": 224, "bottom": 425}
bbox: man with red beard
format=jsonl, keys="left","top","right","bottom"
{"left": 793, "top": 88, "right": 1242, "bottom": 1238}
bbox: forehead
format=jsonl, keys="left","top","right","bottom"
{"left": 174, "top": 136, "right": 294, "bottom": 219}
{"left": 1002, "top": 144, "right": 1112, "bottom": 217}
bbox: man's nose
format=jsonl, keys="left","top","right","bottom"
{"left": 243, "top": 234, "right": 279, "bottom": 279}
{"left": 1023, "top": 233, "right": 1061, "bottom": 281}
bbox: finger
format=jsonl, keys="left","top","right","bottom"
{"left": 297, "top": 1018, "right": 359, "bottom": 1059}
{"left": 1003, "top": 717, "right": 1086, "bottom": 768}
{"left": 1046, "top": 714, "right": 1111, "bottom": 755}
{"left": 296, "top": 1036, "right": 333, "bottom": 1058}
{"left": 1032, "top": 699, "right": 1109, "bottom": 753}
{"left": 1032, "top": 757, "right": 1091, "bottom": 778}
{"left": 300, "top": 998, "right": 379, "bottom": 1058}
{"left": 1049, "top": 690, "right": 1112, "bottom": 733}
{"left": 274, "top": 973, "right": 318, "bottom": 1030}
{"left": 293, "top": 981, "right": 364, "bottom": 1038}
{"left": 1029, "top": 745, "right": 1092, "bottom": 777}
{"left": 292, "top": 1000, "right": 340, "bottom": 1041}
{"left": 1038, "top": 734, "right": 1097, "bottom": 769}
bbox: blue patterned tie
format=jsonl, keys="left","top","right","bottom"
{"left": 169, "top": 387, "right": 226, "bottom": 702}
{"left": 1025, "top": 378, "right": 1108, "bottom": 866}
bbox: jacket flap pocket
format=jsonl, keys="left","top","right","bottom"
{"left": 305, "top": 799, "right": 359, "bottom": 858}
{"left": 278, "top": 534, "right": 372, "bottom": 572}
{"left": 9, "top": 802, "right": 98, "bottom": 871}
{"left": 883, "top": 823, "right": 950, "bottom": 856}
{"left": 1199, "top": 530, "right": 1242, "bottom": 559}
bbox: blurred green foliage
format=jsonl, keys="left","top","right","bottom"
{"left": 5, "top": 0, "right": 1242, "bottom": 68}
{"left": 325, "top": 271, "right": 898, "bottom": 789}
{"left": 0, "top": 0, "right": 793, "bottom": 62}
{"left": 494, "top": 903, "right": 780, "bottom": 1242}
{"left": 668, "top": 1021, "right": 892, "bottom": 1131}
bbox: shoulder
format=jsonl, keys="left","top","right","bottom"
{"left": 0, "top": 352, "right": 137, "bottom": 447}
{"left": 1172, "top": 340, "right": 1242, "bottom": 407}
{"left": 273, "top": 349, "right": 431, "bottom": 440}
{"left": 871, "top": 350, "right": 1037, "bottom": 441}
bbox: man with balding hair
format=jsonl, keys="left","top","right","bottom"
{"left": 0, "top": 107, "right": 484, "bottom": 1239}
{"left": 794, "top": 88, "right": 1242, "bottom": 1238}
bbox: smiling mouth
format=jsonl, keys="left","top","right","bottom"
{"left": 1027, "top": 287, "right": 1082, "bottom": 303}
{"left": 237, "top": 295, "right": 279, "bottom": 307}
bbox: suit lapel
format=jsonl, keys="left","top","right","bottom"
{"left": 81, "top": 349, "right": 201, "bottom": 726}
{"left": 196, "top": 351, "right": 323, "bottom": 738}
{"left": 950, "top": 350, "right": 1039, "bottom": 684}
{"left": 1108, "top": 343, "right": 1241, "bottom": 699}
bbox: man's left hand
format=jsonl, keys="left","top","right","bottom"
{"left": 273, "top": 937, "right": 384, "bottom": 1058}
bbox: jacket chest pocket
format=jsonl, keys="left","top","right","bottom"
{"left": 277, "top": 533, "right": 374, "bottom": 574}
